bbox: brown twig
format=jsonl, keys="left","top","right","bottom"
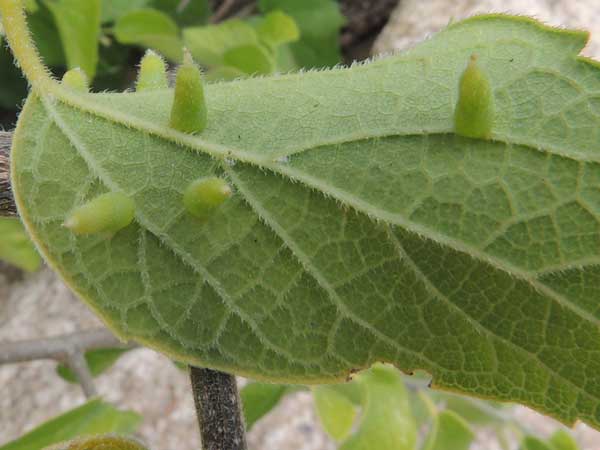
{"left": 0, "top": 328, "right": 134, "bottom": 364}
{"left": 190, "top": 366, "right": 248, "bottom": 450}
{"left": 0, "top": 328, "right": 136, "bottom": 398}
{"left": 0, "top": 131, "right": 15, "bottom": 216}
{"left": 65, "top": 349, "right": 99, "bottom": 398}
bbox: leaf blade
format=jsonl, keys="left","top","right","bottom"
{"left": 10, "top": 14, "right": 600, "bottom": 432}
{"left": 0, "top": 399, "right": 141, "bottom": 450}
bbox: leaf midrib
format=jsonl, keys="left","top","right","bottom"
{"left": 41, "top": 87, "right": 600, "bottom": 331}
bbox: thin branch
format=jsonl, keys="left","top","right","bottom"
{"left": 66, "top": 349, "right": 99, "bottom": 398}
{"left": 190, "top": 366, "right": 248, "bottom": 450}
{"left": 0, "top": 328, "right": 135, "bottom": 364}
{"left": 0, "top": 131, "right": 15, "bottom": 216}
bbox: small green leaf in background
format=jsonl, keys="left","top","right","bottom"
{"left": 339, "top": 364, "right": 417, "bottom": 450}
{"left": 56, "top": 348, "right": 131, "bottom": 383}
{"left": 521, "top": 436, "right": 555, "bottom": 450}
{"left": 101, "top": 0, "right": 150, "bottom": 23}
{"left": 0, "top": 399, "right": 141, "bottom": 450}
{"left": 151, "top": 0, "right": 210, "bottom": 27}
{"left": 258, "top": 0, "right": 344, "bottom": 68}
{"left": 431, "top": 391, "right": 506, "bottom": 426}
{"left": 549, "top": 430, "right": 580, "bottom": 450}
{"left": 24, "top": 0, "right": 39, "bottom": 13}
{"left": 422, "top": 410, "right": 474, "bottom": 450}
{"left": 313, "top": 385, "right": 357, "bottom": 441}
{"left": 183, "top": 19, "right": 258, "bottom": 67}
{"left": 256, "top": 10, "right": 300, "bottom": 47}
{"left": 203, "top": 66, "right": 247, "bottom": 83}
{"left": 27, "top": 2, "right": 66, "bottom": 67}
{"left": 223, "top": 44, "right": 274, "bottom": 75}
{"left": 0, "top": 217, "right": 41, "bottom": 272}
{"left": 240, "top": 382, "right": 289, "bottom": 430}
{"left": 0, "top": 40, "right": 28, "bottom": 109}
{"left": 44, "top": 0, "right": 101, "bottom": 79}
{"left": 113, "top": 8, "right": 182, "bottom": 62}
{"left": 43, "top": 435, "right": 147, "bottom": 450}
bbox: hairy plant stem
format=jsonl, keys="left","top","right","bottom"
{"left": 190, "top": 366, "right": 248, "bottom": 450}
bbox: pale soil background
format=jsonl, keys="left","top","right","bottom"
{"left": 2, "top": 1, "right": 600, "bottom": 449}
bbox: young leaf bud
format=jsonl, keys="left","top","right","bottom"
{"left": 183, "top": 177, "right": 232, "bottom": 220}
{"left": 169, "top": 49, "right": 207, "bottom": 134}
{"left": 64, "top": 192, "right": 135, "bottom": 235}
{"left": 136, "top": 49, "right": 168, "bottom": 91}
{"left": 454, "top": 54, "right": 494, "bottom": 139}
{"left": 61, "top": 68, "right": 89, "bottom": 92}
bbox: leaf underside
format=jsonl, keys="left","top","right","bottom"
{"left": 11, "top": 15, "right": 600, "bottom": 429}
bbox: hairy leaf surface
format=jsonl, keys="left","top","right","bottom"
{"left": 9, "top": 15, "right": 600, "bottom": 429}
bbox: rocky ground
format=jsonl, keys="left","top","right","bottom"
{"left": 3, "top": 1, "right": 600, "bottom": 449}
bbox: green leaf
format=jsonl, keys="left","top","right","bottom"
{"left": 27, "top": 2, "right": 66, "bottom": 67}
{"left": 101, "top": 0, "right": 150, "bottom": 23}
{"left": 521, "top": 436, "right": 555, "bottom": 450}
{"left": 313, "top": 385, "right": 358, "bottom": 441}
{"left": 9, "top": 14, "right": 600, "bottom": 431}
{"left": 0, "top": 217, "right": 41, "bottom": 272}
{"left": 223, "top": 44, "right": 275, "bottom": 75}
{"left": 56, "top": 347, "right": 131, "bottom": 383}
{"left": 339, "top": 364, "right": 417, "bottom": 450}
{"left": 0, "top": 42, "right": 28, "bottom": 109}
{"left": 43, "top": 435, "right": 147, "bottom": 450}
{"left": 204, "top": 65, "right": 248, "bottom": 82}
{"left": 240, "top": 382, "right": 289, "bottom": 429}
{"left": 430, "top": 391, "right": 507, "bottom": 426}
{"left": 44, "top": 0, "right": 101, "bottom": 79}
{"left": 549, "top": 430, "right": 580, "bottom": 450}
{"left": 258, "top": 0, "right": 344, "bottom": 68}
{"left": 151, "top": 0, "right": 210, "bottom": 27}
{"left": 422, "top": 410, "right": 474, "bottom": 450}
{"left": 183, "top": 19, "right": 258, "bottom": 67}
{"left": 24, "top": 0, "right": 38, "bottom": 13}
{"left": 0, "top": 399, "right": 141, "bottom": 450}
{"left": 113, "top": 8, "right": 182, "bottom": 62}
{"left": 256, "top": 10, "right": 300, "bottom": 47}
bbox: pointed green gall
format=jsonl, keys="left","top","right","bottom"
{"left": 64, "top": 192, "right": 135, "bottom": 235}
{"left": 136, "top": 50, "right": 168, "bottom": 91}
{"left": 454, "top": 54, "right": 494, "bottom": 139}
{"left": 169, "top": 50, "right": 207, "bottom": 134}
{"left": 61, "top": 68, "right": 89, "bottom": 92}
{"left": 183, "top": 177, "right": 232, "bottom": 220}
